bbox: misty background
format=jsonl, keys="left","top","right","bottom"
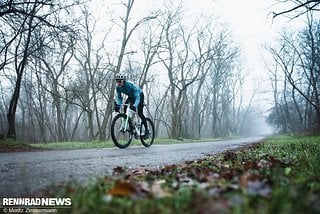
{"left": 0, "top": 0, "right": 319, "bottom": 143}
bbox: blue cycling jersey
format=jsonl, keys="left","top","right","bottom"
{"left": 115, "top": 81, "right": 142, "bottom": 108}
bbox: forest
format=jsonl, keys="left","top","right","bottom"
{"left": 0, "top": 0, "right": 319, "bottom": 143}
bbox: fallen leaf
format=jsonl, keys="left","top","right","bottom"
{"left": 107, "top": 180, "right": 141, "bottom": 197}
{"left": 243, "top": 161, "right": 259, "bottom": 170}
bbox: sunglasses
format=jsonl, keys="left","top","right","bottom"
{"left": 116, "top": 80, "right": 123, "bottom": 83}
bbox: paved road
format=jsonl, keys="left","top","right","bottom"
{"left": 0, "top": 136, "right": 265, "bottom": 197}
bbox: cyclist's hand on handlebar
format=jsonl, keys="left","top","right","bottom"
{"left": 114, "top": 104, "right": 120, "bottom": 112}
{"left": 130, "top": 105, "right": 136, "bottom": 112}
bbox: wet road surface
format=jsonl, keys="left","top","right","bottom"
{"left": 0, "top": 136, "right": 265, "bottom": 197}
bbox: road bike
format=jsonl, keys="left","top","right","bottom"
{"left": 110, "top": 104, "right": 155, "bottom": 149}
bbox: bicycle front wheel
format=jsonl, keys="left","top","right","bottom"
{"left": 140, "top": 118, "right": 155, "bottom": 147}
{"left": 110, "top": 113, "right": 133, "bottom": 149}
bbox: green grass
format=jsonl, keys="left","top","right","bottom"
{"left": 37, "top": 135, "right": 320, "bottom": 214}
{"left": 30, "top": 137, "right": 227, "bottom": 150}
{"left": 31, "top": 141, "right": 115, "bottom": 150}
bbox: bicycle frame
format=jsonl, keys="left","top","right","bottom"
{"left": 118, "top": 104, "right": 139, "bottom": 137}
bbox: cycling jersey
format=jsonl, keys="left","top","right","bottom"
{"left": 115, "top": 81, "right": 142, "bottom": 108}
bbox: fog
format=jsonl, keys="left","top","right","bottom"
{"left": 1, "top": 0, "right": 317, "bottom": 142}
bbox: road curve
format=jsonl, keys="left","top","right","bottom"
{"left": 0, "top": 136, "right": 265, "bottom": 197}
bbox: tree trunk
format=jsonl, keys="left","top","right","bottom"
{"left": 7, "top": 10, "right": 34, "bottom": 138}
{"left": 6, "top": 75, "right": 22, "bottom": 138}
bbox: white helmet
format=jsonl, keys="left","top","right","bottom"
{"left": 115, "top": 73, "right": 127, "bottom": 81}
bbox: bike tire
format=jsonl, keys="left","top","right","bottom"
{"left": 110, "top": 113, "right": 133, "bottom": 149}
{"left": 140, "top": 118, "right": 155, "bottom": 147}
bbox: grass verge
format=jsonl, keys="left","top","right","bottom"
{"left": 30, "top": 137, "right": 228, "bottom": 150}
{"left": 34, "top": 135, "right": 320, "bottom": 214}
{"left": 0, "top": 137, "right": 48, "bottom": 152}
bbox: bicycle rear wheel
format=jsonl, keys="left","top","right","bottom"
{"left": 110, "top": 113, "right": 133, "bottom": 149}
{"left": 140, "top": 118, "right": 155, "bottom": 147}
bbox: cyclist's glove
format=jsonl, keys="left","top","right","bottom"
{"left": 114, "top": 104, "right": 120, "bottom": 112}
{"left": 130, "top": 105, "right": 136, "bottom": 112}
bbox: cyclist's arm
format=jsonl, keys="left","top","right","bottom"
{"left": 126, "top": 81, "right": 141, "bottom": 108}
{"left": 115, "top": 87, "right": 123, "bottom": 106}
{"left": 133, "top": 89, "right": 140, "bottom": 108}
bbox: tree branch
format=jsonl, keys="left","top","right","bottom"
{"left": 273, "top": 0, "right": 320, "bottom": 18}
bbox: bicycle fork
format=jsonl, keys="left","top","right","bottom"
{"left": 120, "top": 116, "right": 129, "bottom": 132}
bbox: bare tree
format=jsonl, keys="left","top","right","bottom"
{"left": 159, "top": 6, "right": 201, "bottom": 138}
{"left": 272, "top": 0, "right": 320, "bottom": 18}
{"left": 189, "top": 22, "right": 222, "bottom": 138}
{"left": 137, "top": 21, "right": 164, "bottom": 89}
{"left": 0, "top": 0, "right": 80, "bottom": 138}
{"left": 267, "top": 17, "right": 320, "bottom": 133}
{"left": 112, "top": 0, "right": 158, "bottom": 75}
{"left": 38, "top": 37, "right": 76, "bottom": 141}
{"left": 204, "top": 31, "right": 241, "bottom": 137}
{"left": 72, "top": 6, "right": 112, "bottom": 141}
{"left": 6, "top": 3, "right": 35, "bottom": 138}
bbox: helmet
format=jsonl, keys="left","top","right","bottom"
{"left": 115, "top": 73, "right": 127, "bottom": 81}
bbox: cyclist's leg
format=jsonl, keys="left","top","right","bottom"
{"left": 138, "top": 93, "right": 148, "bottom": 131}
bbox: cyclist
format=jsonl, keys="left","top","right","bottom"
{"left": 114, "top": 73, "right": 149, "bottom": 138}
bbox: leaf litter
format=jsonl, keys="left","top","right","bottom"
{"left": 105, "top": 144, "right": 291, "bottom": 206}
{"left": 30, "top": 137, "right": 320, "bottom": 213}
